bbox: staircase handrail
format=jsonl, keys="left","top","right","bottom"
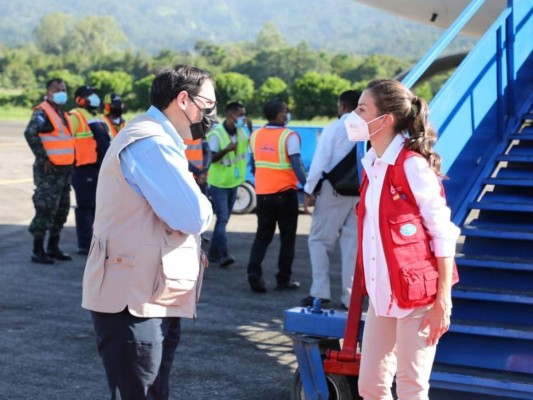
{"left": 402, "top": 0, "right": 487, "bottom": 89}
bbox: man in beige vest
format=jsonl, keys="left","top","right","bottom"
{"left": 82, "top": 64, "right": 215, "bottom": 399}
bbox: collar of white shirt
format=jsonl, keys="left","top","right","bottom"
{"left": 362, "top": 133, "right": 406, "bottom": 171}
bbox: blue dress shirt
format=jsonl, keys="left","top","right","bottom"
{"left": 119, "top": 106, "right": 213, "bottom": 235}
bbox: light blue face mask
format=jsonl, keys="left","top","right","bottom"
{"left": 52, "top": 92, "right": 67, "bottom": 105}
{"left": 235, "top": 116, "right": 246, "bottom": 129}
{"left": 285, "top": 112, "right": 292, "bottom": 126}
{"left": 87, "top": 93, "right": 101, "bottom": 108}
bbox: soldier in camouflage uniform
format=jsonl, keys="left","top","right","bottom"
{"left": 24, "top": 78, "right": 76, "bottom": 264}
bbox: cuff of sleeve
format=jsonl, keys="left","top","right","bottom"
{"left": 432, "top": 240, "right": 457, "bottom": 257}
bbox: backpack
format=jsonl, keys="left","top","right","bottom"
{"left": 322, "top": 144, "right": 359, "bottom": 196}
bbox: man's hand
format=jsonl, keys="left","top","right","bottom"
{"left": 200, "top": 250, "right": 209, "bottom": 269}
{"left": 197, "top": 172, "right": 207, "bottom": 185}
{"left": 303, "top": 193, "right": 315, "bottom": 214}
{"left": 226, "top": 142, "right": 238, "bottom": 153}
{"left": 42, "top": 159, "right": 55, "bottom": 174}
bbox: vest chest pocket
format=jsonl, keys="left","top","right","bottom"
{"left": 388, "top": 212, "right": 426, "bottom": 245}
{"left": 400, "top": 258, "right": 439, "bottom": 301}
{"left": 151, "top": 245, "right": 200, "bottom": 307}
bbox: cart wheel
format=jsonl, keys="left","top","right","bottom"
{"left": 290, "top": 368, "right": 360, "bottom": 400}
{"left": 232, "top": 182, "right": 256, "bottom": 214}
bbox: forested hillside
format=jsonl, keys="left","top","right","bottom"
{"left": 0, "top": 0, "right": 471, "bottom": 118}
{"left": 0, "top": 0, "right": 473, "bottom": 58}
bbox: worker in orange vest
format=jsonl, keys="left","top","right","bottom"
{"left": 247, "top": 99, "right": 307, "bottom": 293}
{"left": 184, "top": 137, "right": 211, "bottom": 195}
{"left": 102, "top": 92, "right": 126, "bottom": 138}
{"left": 69, "top": 86, "right": 112, "bottom": 255}
{"left": 23, "top": 78, "right": 76, "bottom": 264}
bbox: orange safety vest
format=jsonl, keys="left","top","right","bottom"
{"left": 250, "top": 126, "right": 299, "bottom": 195}
{"left": 69, "top": 108, "right": 98, "bottom": 167}
{"left": 184, "top": 138, "right": 204, "bottom": 171}
{"left": 102, "top": 114, "right": 125, "bottom": 139}
{"left": 34, "top": 101, "right": 75, "bottom": 166}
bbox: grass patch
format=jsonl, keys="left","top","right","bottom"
{"left": 0, "top": 106, "right": 32, "bottom": 121}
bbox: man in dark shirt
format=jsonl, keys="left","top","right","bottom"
{"left": 24, "top": 78, "right": 75, "bottom": 264}
{"left": 69, "top": 86, "right": 111, "bottom": 254}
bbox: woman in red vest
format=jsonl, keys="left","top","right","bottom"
{"left": 345, "top": 79, "right": 460, "bottom": 400}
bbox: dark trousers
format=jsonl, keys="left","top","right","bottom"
{"left": 247, "top": 189, "right": 299, "bottom": 283}
{"left": 29, "top": 162, "right": 72, "bottom": 239}
{"left": 72, "top": 165, "right": 98, "bottom": 250}
{"left": 91, "top": 308, "right": 181, "bottom": 400}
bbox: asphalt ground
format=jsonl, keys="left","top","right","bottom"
{"left": 0, "top": 120, "right": 347, "bottom": 400}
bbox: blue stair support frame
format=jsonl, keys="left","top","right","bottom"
{"left": 284, "top": 0, "right": 533, "bottom": 399}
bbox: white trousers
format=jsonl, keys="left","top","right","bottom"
{"left": 358, "top": 303, "right": 437, "bottom": 400}
{"left": 308, "top": 180, "right": 357, "bottom": 306}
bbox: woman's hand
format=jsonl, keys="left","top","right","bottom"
{"left": 420, "top": 303, "right": 451, "bottom": 346}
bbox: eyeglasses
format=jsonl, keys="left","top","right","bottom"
{"left": 191, "top": 94, "right": 217, "bottom": 115}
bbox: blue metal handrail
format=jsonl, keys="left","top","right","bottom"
{"left": 402, "top": 0, "right": 487, "bottom": 89}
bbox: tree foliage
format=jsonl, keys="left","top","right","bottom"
{"left": 214, "top": 72, "right": 255, "bottom": 109}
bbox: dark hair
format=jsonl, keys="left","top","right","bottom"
{"left": 366, "top": 79, "right": 442, "bottom": 175}
{"left": 339, "top": 90, "right": 361, "bottom": 111}
{"left": 46, "top": 78, "right": 64, "bottom": 89}
{"left": 150, "top": 64, "right": 214, "bottom": 111}
{"left": 263, "top": 99, "right": 286, "bottom": 121}
{"left": 226, "top": 101, "right": 245, "bottom": 113}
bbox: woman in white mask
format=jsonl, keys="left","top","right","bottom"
{"left": 346, "top": 79, "right": 460, "bottom": 400}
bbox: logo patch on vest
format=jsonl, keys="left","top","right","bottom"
{"left": 400, "top": 223, "right": 417, "bottom": 237}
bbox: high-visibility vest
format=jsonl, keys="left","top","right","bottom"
{"left": 69, "top": 108, "right": 98, "bottom": 167}
{"left": 251, "top": 126, "right": 299, "bottom": 195}
{"left": 102, "top": 114, "right": 125, "bottom": 139}
{"left": 184, "top": 138, "right": 204, "bottom": 171}
{"left": 34, "top": 101, "right": 75, "bottom": 166}
{"left": 206, "top": 124, "right": 248, "bottom": 189}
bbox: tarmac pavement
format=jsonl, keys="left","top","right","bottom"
{"left": 0, "top": 120, "right": 346, "bottom": 400}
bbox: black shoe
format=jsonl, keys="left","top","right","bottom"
{"left": 248, "top": 276, "right": 267, "bottom": 293}
{"left": 219, "top": 254, "right": 235, "bottom": 268}
{"left": 47, "top": 248, "right": 72, "bottom": 261}
{"left": 341, "top": 303, "right": 349, "bottom": 311}
{"left": 276, "top": 280, "right": 300, "bottom": 290}
{"left": 77, "top": 248, "right": 89, "bottom": 256}
{"left": 31, "top": 251, "right": 55, "bottom": 265}
{"left": 300, "top": 295, "right": 331, "bottom": 307}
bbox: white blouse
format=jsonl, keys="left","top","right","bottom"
{"left": 361, "top": 134, "right": 460, "bottom": 318}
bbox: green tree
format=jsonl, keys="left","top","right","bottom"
{"left": 130, "top": 74, "right": 154, "bottom": 110}
{"left": 351, "top": 54, "right": 410, "bottom": 82}
{"left": 88, "top": 70, "right": 134, "bottom": 97}
{"left": 257, "top": 77, "right": 288, "bottom": 105}
{"left": 215, "top": 72, "right": 254, "bottom": 110}
{"left": 33, "top": 12, "right": 73, "bottom": 55}
{"left": 292, "top": 72, "right": 351, "bottom": 119}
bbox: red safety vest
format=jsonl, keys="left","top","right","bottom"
{"left": 34, "top": 101, "right": 75, "bottom": 166}
{"left": 69, "top": 108, "right": 98, "bottom": 167}
{"left": 250, "top": 127, "right": 299, "bottom": 195}
{"left": 356, "top": 147, "right": 459, "bottom": 309}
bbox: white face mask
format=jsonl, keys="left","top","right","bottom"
{"left": 345, "top": 111, "right": 385, "bottom": 142}
{"left": 87, "top": 93, "right": 101, "bottom": 108}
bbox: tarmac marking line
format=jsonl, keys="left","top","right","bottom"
{"left": 0, "top": 178, "right": 33, "bottom": 185}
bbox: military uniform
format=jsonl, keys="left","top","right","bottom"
{"left": 24, "top": 105, "right": 74, "bottom": 263}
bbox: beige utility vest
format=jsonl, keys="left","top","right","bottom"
{"left": 82, "top": 114, "right": 203, "bottom": 318}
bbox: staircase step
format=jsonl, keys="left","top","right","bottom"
{"left": 496, "top": 154, "right": 533, "bottom": 162}
{"left": 469, "top": 200, "right": 533, "bottom": 212}
{"left": 455, "top": 255, "right": 533, "bottom": 271}
{"left": 510, "top": 132, "right": 533, "bottom": 141}
{"left": 456, "top": 265, "right": 533, "bottom": 292}
{"left": 436, "top": 321, "right": 533, "bottom": 372}
{"left": 453, "top": 297, "right": 533, "bottom": 327}
{"left": 453, "top": 287, "right": 533, "bottom": 305}
{"left": 431, "top": 364, "right": 533, "bottom": 400}
{"left": 460, "top": 235, "right": 533, "bottom": 258}
{"left": 462, "top": 224, "right": 533, "bottom": 240}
